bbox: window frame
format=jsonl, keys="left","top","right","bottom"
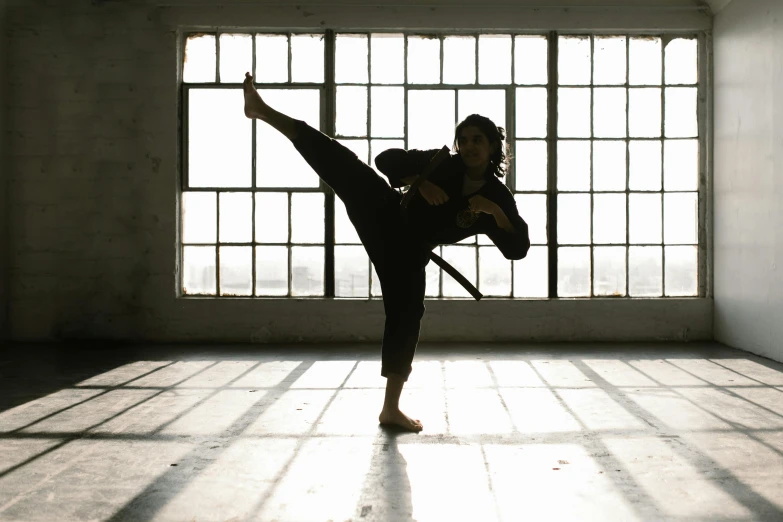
{"left": 179, "top": 29, "right": 708, "bottom": 299}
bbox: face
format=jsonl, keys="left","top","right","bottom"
{"left": 457, "top": 126, "right": 496, "bottom": 168}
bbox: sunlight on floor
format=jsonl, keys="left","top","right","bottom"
{"left": 1, "top": 354, "right": 782, "bottom": 521}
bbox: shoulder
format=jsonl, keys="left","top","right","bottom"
{"left": 486, "top": 177, "right": 514, "bottom": 199}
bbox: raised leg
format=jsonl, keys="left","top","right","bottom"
{"left": 243, "top": 72, "right": 394, "bottom": 210}
{"left": 243, "top": 72, "right": 298, "bottom": 140}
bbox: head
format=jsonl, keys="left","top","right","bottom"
{"left": 453, "top": 114, "right": 510, "bottom": 178}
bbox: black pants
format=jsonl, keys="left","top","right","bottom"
{"left": 291, "top": 120, "right": 428, "bottom": 381}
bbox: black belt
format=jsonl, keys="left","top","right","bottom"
{"left": 401, "top": 146, "right": 483, "bottom": 301}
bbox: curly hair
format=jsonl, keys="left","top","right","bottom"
{"left": 453, "top": 114, "right": 512, "bottom": 178}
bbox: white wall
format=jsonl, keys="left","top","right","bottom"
{"left": 713, "top": 0, "right": 783, "bottom": 362}
{"left": 5, "top": 0, "right": 713, "bottom": 343}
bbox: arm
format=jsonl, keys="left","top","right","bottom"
{"left": 375, "top": 148, "right": 445, "bottom": 188}
{"left": 472, "top": 190, "right": 530, "bottom": 260}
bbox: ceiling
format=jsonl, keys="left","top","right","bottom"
{"left": 705, "top": 0, "right": 734, "bottom": 14}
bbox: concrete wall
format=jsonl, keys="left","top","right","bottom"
{"left": 5, "top": 0, "right": 713, "bottom": 343}
{"left": 0, "top": 0, "right": 6, "bottom": 342}
{"left": 713, "top": 0, "right": 783, "bottom": 362}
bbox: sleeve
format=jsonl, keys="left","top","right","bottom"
{"left": 483, "top": 186, "right": 531, "bottom": 261}
{"left": 374, "top": 148, "right": 444, "bottom": 188}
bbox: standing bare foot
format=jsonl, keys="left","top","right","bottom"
{"left": 243, "top": 72, "right": 268, "bottom": 119}
{"left": 379, "top": 408, "right": 423, "bottom": 432}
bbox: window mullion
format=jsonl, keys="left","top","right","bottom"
{"left": 324, "top": 29, "right": 336, "bottom": 298}
{"left": 547, "top": 31, "right": 559, "bottom": 299}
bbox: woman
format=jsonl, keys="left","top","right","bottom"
{"left": 242, "top": 72, "right": 530, "bottom": 432}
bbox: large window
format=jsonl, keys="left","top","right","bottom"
{"left": 180, "top": 31, "right": 703, "bottom": 299}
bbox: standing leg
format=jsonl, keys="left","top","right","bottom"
{"left": 244, "top": 71, "right": 425, "bottom": 431}
{"left": 377, "top": 262, "right": 427, "bottom": 432}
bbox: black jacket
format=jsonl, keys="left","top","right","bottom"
{"left": 375, "top": 148, "right": 531, "bottom": 260}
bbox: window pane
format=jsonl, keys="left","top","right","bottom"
{"left": 664, "top": 139, "right": 699, "bottom": 191}
{"left": 558, "top": 246, "right": 590, "bottom": 297}
{"left": 371, "top": 87, "right": 404, "bottom": 138}
{"left": 182, "top": 192, "right": 216, "bottom": 244}
{"left": 593, "top": 194, "right": 626, "bottom": 244}
{"left": 219, "top": 192, "right": 252, "bottom": 243}
{"left": 291, "top": 246, "right": 324, "bottom": 296}
{"left": 558, "top": 88, "right": 591, "bottom": 138}
{"left": 593, "top": 88, "right": 626, "bottom": 138}
{"left": 408, "top": 90, "right": 455, "bottom": 150}
{"left": 479, "top": 246, "right": 511, "bottom": 296}
{"left": 255, "top": 192, "right": 288, "bottom": 244}
{"left": 629, "top": 37, "right": 661, "bottom": 86}
{"left": 336, "top": 86, "right": 367, "bottom": 137}
{"left": 291, "top": 34, "right": 324, "bottom": 83}
{"left": 629, "top": 193, "right": 662, "bottom": 244}
{"left": 479, "top": 35, "right": 511, "bottom": 84}
{"left": 291, "top": 193, "right": 324, "bottom": 244}
{"left": 443, "top": 36, "right": 476, "bottom": 84}
{"left": 594, "top": 36, "right": 626, "bottom": 85}
{"left": 515, "top": 194, "right": 547, "bottom": 245}
{"left": 371, "top": 34, "right": 404, "bottom": 84}
{"left": 629, "top": 246, "right": 662, "bottom": 296}
{"left": 515, "top": 140, "right": 547, "bottom": 191}
{"left": 256, "top": 246, "right": 288, "bottom": 296}
{"left": 255, "top": 34, "right": 288, "bottom": 83}
{"left": 189, "top": 89, "right": 251, "bottom": 188}
{"left": 442, "top": 246, "right": 477, "bottom": 297}
{"left": 629, "top": 141, "right": 662, "bottom": 191}
{"left": 515, "top": 35, "right": 548, "bottom": 85}
{"left": 558, "top": 36, "right": 591, "bottom": 85}
{"left": 557, "top": 141, "right": 590, "bottom": 191}
{"left": 335, "top": 246, "right": 370, "bottom": 297}
{"left": 335, "top": 198, "right": 361, "bottom": 244}
{"left": 665, "top": 87, "right": 698, "bottom": 138}
{"left": 665, "top": 38, "right": 697, "bottom": 85}
{"left": 407, "top": 36, "right": 440, "bottom": 84}
{"left": 593, "top": 141, "right": 626, "bottom": 191}
{"left": 516, "top": 87, "right": 547, "bottom": 138}
{"left": 184, "top": 34, "right": 216, "bottom": 83}
{"left": 257, "top": 89, "right": 321, "bottom": 188}
{"left": 336, "top": 34, "right": 368, "bottom": 84}
{"left": 513, "top": 246, "right": 548, "bottom": 297}
{"left": 219, "top": 33, "right": 252, "bottom": 84}
{"left": 665, "top": 245, "right": 697, "bottom": 296}
{"left": 629, "top": 88, "right": 662, "bottom": 138}
{"left": 558, "top": 193, "right": 591, "bottom": 245}
{"left": 426, "top": 254, "right": 441, "bottom": 297}
{"left": 337, "top": 139, "right": 369, "bottom": 165}
{"left": 219, "top": 246, "right": 252, "bottom": 296}
{"left": 183, "top": 246, "right": 216, "bottom": 295}
{"left": 371, "top": 264, "right": 382, "bottom": 297}
{"left": 371, "top": 139, "right": 404, "bottom": 174}
{"left": 594, "top": 246, "right": 626, "bottom": 296}
{"left": 664, "top": 192, "right": 698, "bottom": 244}
{"left": 459, "top": 89, "right": 506, "bottom": 130}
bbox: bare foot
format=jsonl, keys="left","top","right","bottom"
{"left": 243, "top": 72, "right": 268, "bottom": 119}
{"left": 379, "top": 408, "right": 423, "bottom": 432}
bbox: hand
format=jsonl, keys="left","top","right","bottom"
{"left": 419, "top": 180, "right": 449, "bottom": 205}
{"left": 469, "top": 195, "right": 515, "bottom": 232}
{"left": 468, "top": 194, "right": 497, "bottom": 214}
{"left": 493, "top": 210, "right": 516, "bottom": 233}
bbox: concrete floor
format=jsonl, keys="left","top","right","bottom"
{"left": 1, "top": 342, "right": 782, "bottom": 522}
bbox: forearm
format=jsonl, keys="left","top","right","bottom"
{"left": 490, "top": 203, "right": 516, "bottom": 232}
{"left": 400, "top": 175, "right": 418, "bottom": 185}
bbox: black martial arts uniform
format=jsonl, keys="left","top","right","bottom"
{"left": 290, "top": 120, "right": 530, "bottom": 381}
